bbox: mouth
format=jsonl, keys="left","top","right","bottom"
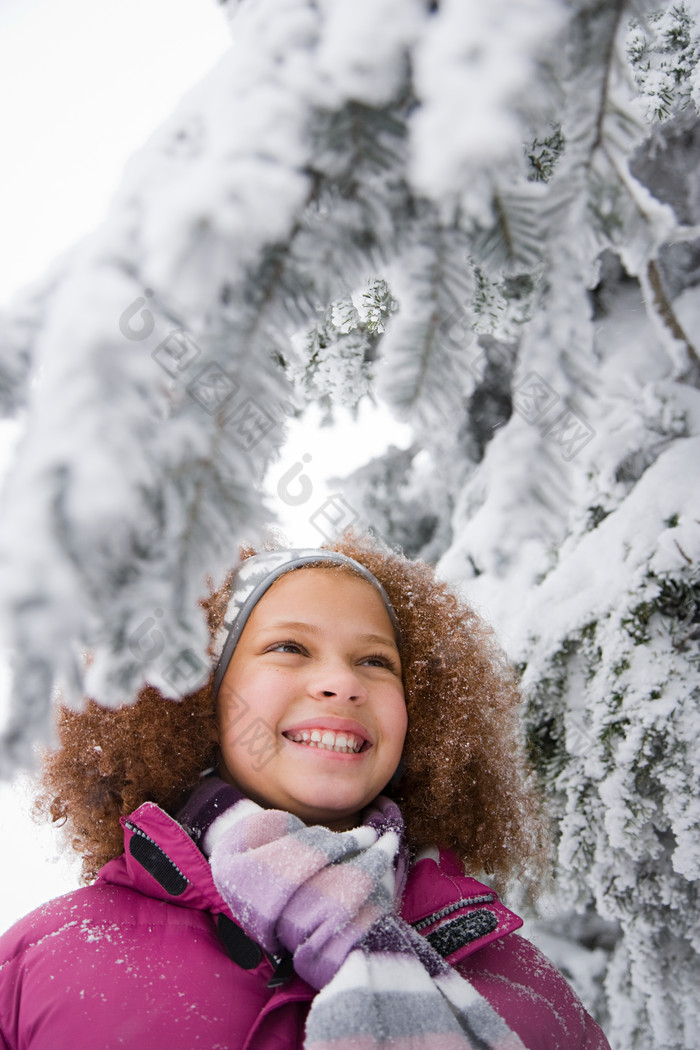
{"left": 282, "top": 727, "right": 371, "bottom": 755}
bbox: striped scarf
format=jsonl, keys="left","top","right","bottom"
{"left": 180, "top": 779, "right": 526, "bottom": 1050}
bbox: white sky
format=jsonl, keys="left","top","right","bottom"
{"left": 0, "top": 0, "right": 410, "bottom": 932}
{"left": 0, "top": 0, "right": 230, "bottom": 306}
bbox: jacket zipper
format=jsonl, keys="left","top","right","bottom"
{"left": 411, "top": 893, "right": 495, "bottom": 932}
{"left": 124, "top": 819, "right": 191, "bottom": 886}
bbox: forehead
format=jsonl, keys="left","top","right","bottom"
{"left": 249, "top": 566, "right": 395, "bottom": 630}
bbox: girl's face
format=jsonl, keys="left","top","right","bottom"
{"left": 215, "top": 567, "right": 406, "bottom": 830}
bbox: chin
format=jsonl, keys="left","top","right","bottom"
{"left": 297, "top": 795, "right": 372, "bottom": 828}
{"left": 293, "top": 792, "right": 352, "bottom": 815}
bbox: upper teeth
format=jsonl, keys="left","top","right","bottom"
{"left": 285, "top": 729, "right": 364, "bottom": 753}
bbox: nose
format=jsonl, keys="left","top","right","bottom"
{"left": 307, "top": 661, "right": 368, "bottom": 703}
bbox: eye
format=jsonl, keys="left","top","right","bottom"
{"left": 361, "top": 652, "right": 399, "bottom": 672}
{"left": 266, "top": 640, "right": 307, "bottom": 655}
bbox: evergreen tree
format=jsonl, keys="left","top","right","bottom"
{"left": 283, "top": 6, "right": 700, "bottom": 1045}
{"left": 1, "top": 2, "right": 699, "bottom": 1045}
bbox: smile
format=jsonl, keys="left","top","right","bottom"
{"left": 282, "top": 729, "right": 368, "bottom": 754}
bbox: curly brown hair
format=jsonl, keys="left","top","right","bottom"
{"left": 36, "top": 531, "right": 550, "bottom": 892}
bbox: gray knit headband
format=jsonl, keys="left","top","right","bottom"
{"left": 212, "top": 549, "right": 400, "bottom": 696}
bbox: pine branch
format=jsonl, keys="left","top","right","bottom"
{"left": 472, "top": 184, "right": 547, "bottom": 273}
{"left": 376, "top": 219, "right": 475, "bottom": 430}
{"left": 646, "top": 257, "right": 700, "bottom": 385}
{"left": 589, "top": 0, "right": 629, "bottom": 157}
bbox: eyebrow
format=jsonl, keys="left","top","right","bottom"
{"left": 263, "top": 620, "right": 398, "bottom": 649}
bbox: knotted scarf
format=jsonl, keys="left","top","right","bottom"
{"left": 179, "top": 778, "right": 526, "bottom": 1050}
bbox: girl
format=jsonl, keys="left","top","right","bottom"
{"left": 0, "top": 533, "right": 610, "bottom": 1049}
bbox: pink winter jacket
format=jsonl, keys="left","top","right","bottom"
{"left": 0, "top": 801, "right": 610, "bottom": 1050}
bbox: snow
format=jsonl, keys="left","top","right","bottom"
{"left": 316, "top": 0, "right": 424, "bottom": 108}
{"left": 410, "top": 0, "right": 565, "bottom": 199}
{"left": 514, "top": 435, "right": 700, "bottom": 663}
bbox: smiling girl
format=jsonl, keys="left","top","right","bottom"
{"left": 213, "top": 558, "right": 406, "bottom": 829}
{"left": 0, "top": 534, "right": 610, "bottom": 1049}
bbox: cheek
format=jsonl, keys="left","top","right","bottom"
{"left": 215, "top": 666, "right": 291, "bottom": 760}
{"left": 385, "top": 689, "right": 408, "bottom": 755}
{"left": 215, "top": 689, "right": 248, "bottom": 743}
{"left": 398, "top": 706, "right": 409, "bottom": 751}
{"left": 217, "top": 665, "right": 281, "bottom": 723}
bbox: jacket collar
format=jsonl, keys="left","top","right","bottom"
{"left": 98, "top": 801, "right": 232, "bottom": 918}
{"left": 99, "top": 802, "right": 523, "bottom": 966}
{"left": 400, "top": 846, "right": 523, "bottom": 964}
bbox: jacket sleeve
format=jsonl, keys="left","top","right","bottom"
{"left": 0, "top": 921, "right": 24, "bottom": 1050}
{"left": 454, "top": 932, "right": 611, "bottom": 1050}
{"left": 0, "top": 954, "right": 17, "bottom": 1050}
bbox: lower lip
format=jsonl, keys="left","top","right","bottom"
{"left": 284, "top": 738, "right": 369, "bottom": 760}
